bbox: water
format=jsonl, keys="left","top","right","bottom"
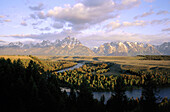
{"left": 93, "top": 87, "right": 170, "bottom": 103}
{"left": 58, "top": 62, "right": 170, "bottom": 103}
{"left": 57, "top": 63, "right": 84, "bottom": 73}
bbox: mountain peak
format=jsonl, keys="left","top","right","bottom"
{"left": 93, "top": 41, "right": 161, "bottom": 56}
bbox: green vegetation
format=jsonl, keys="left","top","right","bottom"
{"left": 138, "top": 55, "right": 170, "bottom": 60}
{"left": 1, "top": 58, "right": 170, "bottom": 112}
{"left": 54, "top": 62, "right": 169, "bottom": 91}
{"left": 29, "top": 55, "right": 77, "bottom": 71}
{"left": 0, "top": 55, "right": 169, "bottom": 91}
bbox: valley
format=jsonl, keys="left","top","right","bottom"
{"left": 1, "top": 54, "right": 170, "bottom": 111}
{"left": 1, "top": 55, "right": 170, "bottom": 91}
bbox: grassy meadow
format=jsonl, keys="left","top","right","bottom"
{"left": 1, "top": 55, "right": 170, "bottom": 74}
{"left": 37, "top": 55, "right": 170, "bottom": 75}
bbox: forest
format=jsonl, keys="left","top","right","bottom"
{"left": 0, "top": 58, "right": 170, "bottom": 112}
{"left": 53, "top": 62, "right": 169, "bottom": 91}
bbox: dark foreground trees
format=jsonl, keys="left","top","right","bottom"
{"left": 106, "top": 76, "right": 127, "bottom": 112}
{"left": 0, "top": 58, "right": 63, "bottom": 112}
{"left": 0, "top": 58, "right": 170, "bottom": 112}
{"left": 141, "top": 74, "right": 159, "bottom": 112}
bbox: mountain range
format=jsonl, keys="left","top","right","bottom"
{"left": 0, "top": 37, "right": 169, "bottom": 56}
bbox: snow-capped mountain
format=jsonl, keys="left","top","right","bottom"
{"left": 0, "top": 37, "right": 94, "bottom": 56}
{"left": 93, "top": 41, "right": 161, "bottom": 56}
{"left": 155, "top": 42, "right": 170, "bottom": 55}
{"left": 0, "top": 37, "right": 169, "bottom": 56}
{"left": 8, "top": 42, "right": 24, "bottom": 48}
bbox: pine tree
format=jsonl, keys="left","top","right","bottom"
{"left": 106, "top": 76, "right": 127, "bottom": 112}
{"left": 141, "top": 74, "right": 159, "bottom": 112}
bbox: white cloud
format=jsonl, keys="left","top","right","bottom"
{"left": 106, "top": 20, "right": 147, "bottom": 30}
{"left": 28, "top": 0, "right": 141, "bottom": 32}
{"left": 47, "top": 2, "right": 115, "bottom": 25}
{"left": 134, "top": 9, "right": 154, "bottom": 19}
{"left": 123, "top": 20, "right": 146, "bottom": 26}
{"left": 122, "top": 0, "right": 139, "bottom": 5}
{"left": 106, "top": 21, "right": 121, "bottom": 30}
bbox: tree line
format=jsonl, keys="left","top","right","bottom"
{"left": 0, "top": 58, "right": 170, "bottom": 112}
{"left": 54, "top": 62, "right": 169, "bottom": 91}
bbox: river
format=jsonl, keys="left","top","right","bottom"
{"left": 62, "top": 87, "right": 170, "bottom": 104}
{"left": 93, "top": 87, "right": 170, "bottom": 103}
{"left": 58, "top": 62, "right": 170, "bottom": 103}
{"left": 57, "top": 62, "right": 85, "bottom": 73}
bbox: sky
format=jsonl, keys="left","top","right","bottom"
{"left": 0, "top": 0, "right": 169, "bottom": 47}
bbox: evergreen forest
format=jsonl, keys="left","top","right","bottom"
{"left": 0, "top": 58, "right": 170, "bottom": 112}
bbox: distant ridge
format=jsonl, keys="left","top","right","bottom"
{"left": 0, "top": 37, "right": 169, "bottom": 56}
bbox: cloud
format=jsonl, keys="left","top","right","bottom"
{"left": 123, "top": 20, "right": 146, "bottom": 26}
{"left": 106, "top": 20, "right": 121, "bottom": 30}
{"left": 20, "top": 21, "right": 27, "bottom": 26}
{"left": 52, "top": 22, "right": 64, "bottom": 29}
{"left": 115, "top": 0, "right": 141, "bottom": 10}
{"left": 29, "top": 3, "right": 44, "bottom": 11}
{"left": 156, "top": 10, "right": 169, "bottom": 15}
{"left": 32, "top": 21, "right": 43, "bottom": 26}
{"left": 0, "top": 15, "right": 5, "bottom": 18}
{"left": 80, "top": 31, "right": 170, "bottom": 47}
{"left": 106, "top": 18, "right": 169, "bottom": 31}
{"left": 134, "top": 9, "right": 154, "bottom": 19}
{"left": 28, "top": 0, "right": 141, "bottom": 32}
{"left": 143, "top": 0, "right": 155, "bottom": 3}
{"left": 46, "top": 1, "right": 117, "bottom": 31}
{"left": 47, "top": 2, "right": 115, "bottom": 25}
{"left": 122, "top": 0, "right": 139, "bottom": 5}
{"left": 30, "top": 14, "right": 37, "bottom": 19}
{"left": 150, "top": 18, "right": 170, "bottom": 25}
{"left": 37, "top": 11, "right": 46, "bottom": 19}
{"left": 33, "top": 26, "right": 51, "bottom": 31}
{"left": 39, "top": 27, "right": 51, "bottom": 31}
{"left": 162, "top": 28, "right": 170, "bottom": 32}
{"left": 0, "top": 29, "right": 81, "bottom": 40}
{"left": 81, "top": 0, "right": 113, "bottom": 7}
{"left": 106, "top": 20, "right": 147, "bottom": 30}
{"left": 30, "top": 11, "right": 46, "bottom": 20}
{"left": 3, "top": 19, "right": 11, "bottom": 22}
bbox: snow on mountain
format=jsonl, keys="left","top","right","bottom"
{"left": 93, "top": 41, "right": 161, "bottom": 56}
{"left": 0, "top": 37, "right": 168, "bottom": 56}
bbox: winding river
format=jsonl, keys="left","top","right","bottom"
{"left": 58, "top": 62, "right": 170, "bottom": 103}
{"left": 57, "top": 62, "right": 85, "bottom": 73}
